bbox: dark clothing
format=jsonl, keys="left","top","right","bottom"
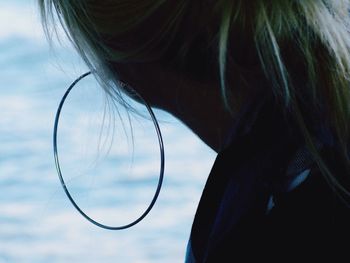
{"left": 186, "top": 95, "right": 350, "bottom": 262}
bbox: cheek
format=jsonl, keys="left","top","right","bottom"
{"left": 111, "top": 62, "right": 164, "bottom": 107}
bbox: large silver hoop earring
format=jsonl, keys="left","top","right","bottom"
{"left": 53, "top": 71, "right": 165, "bottom": 230}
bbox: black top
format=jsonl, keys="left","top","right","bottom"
{"left": 186, "top": 94, "right": 350, "bottom": 262}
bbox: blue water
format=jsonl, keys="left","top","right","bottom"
{"left": 0, "top": 1, "right": 216, "bottom": 262}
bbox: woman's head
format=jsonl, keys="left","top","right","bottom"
{"left": 39, "top": 1, "right": 350, "bottom": 107}
{"left": 39, "top": 0, "right": 350, "bottom": 197}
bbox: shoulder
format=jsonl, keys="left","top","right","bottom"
{"left": 206, "top": 166, "right": 350, "bottom": 262}
{"left": 268, "top": 166, "right": 349, "bottom": 225}
{"left": 263, "top": 164, "right": 350, "bottom": 256}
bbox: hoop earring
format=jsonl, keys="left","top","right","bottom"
{"left": 53, "top": 71, "right": 165, "bottom": 230}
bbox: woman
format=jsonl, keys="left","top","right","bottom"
{"left": 39, "top": 0, "right": 350, "bottom": 261}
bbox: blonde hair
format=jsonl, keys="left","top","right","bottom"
{"left": 39, "top": 0, "right": 350, "bottom": 199}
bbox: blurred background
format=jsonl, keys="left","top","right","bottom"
{"left": 0, "top": 0, "right": 216, "bottom": 262}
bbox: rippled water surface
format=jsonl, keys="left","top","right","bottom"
{"left": 0, "top": 1, "right": 216, "bottom": 262}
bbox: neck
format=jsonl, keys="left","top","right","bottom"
{"left": 112, "top": 61, "right": 246, "bottom": 152}
{"left": 159, "top": 72, "right": 242, "bottom": 153}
